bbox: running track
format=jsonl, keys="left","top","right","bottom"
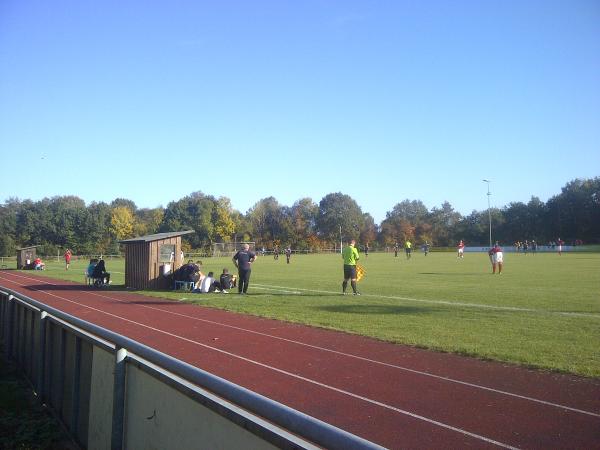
{"left": 1, "top": 271, "right": 599, "bottom": 449}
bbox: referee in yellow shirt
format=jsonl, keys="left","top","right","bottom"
{"left": 342, "top": 239, "right": 361, "bottom": 295}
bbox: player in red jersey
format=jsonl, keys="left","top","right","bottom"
{"left": 457, "top": 240, "right": 465, "bottom": 258}
{"left": 557, "top": 238, "right": 564, "bottom": 256}
{"left": 64, "top": 248, "right": 72, "bottom": 270}
{"left": 488, "top": 242, "right": 504, "bottom": 274}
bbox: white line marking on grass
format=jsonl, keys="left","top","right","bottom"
{"left": 252, "top": 283, "right": 600, "bottom": 319}
{"left": 0, "top": 274, "right": 521, "bottom": 449}
{"left": 2, "top": 272, "right": 599, "bottom": 419}
{"left": 253, "top": 286, "right": 302, "bottom": 294}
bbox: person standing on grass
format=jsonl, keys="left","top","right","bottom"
{"left": 489, "top": 242, "right": 504, "bottom": 274}
{"left": 64, "top": 248, "right": 72, "bottom": 270}
{"left": 404, "top": 240, "right": 412, "bottom": 259}
{"left": 394, "top": 242, "right": 399, "bottom": 257}
{"left": 342, "top": 239, "right": 361, "bottom": 295}
{"left": 233, "top": 243, "right": 256, "bottom": 295}
{"left": 457, "top": 240, "right": 465, "bottom": 258}
{"left": 557, "top": 237, "right": 564, "bottom": 256}
{"left": 423, "top": 241, "right": 430, "bottom": 256}
{"left": 285, "top": 246, "right": 292, "bottom": 264}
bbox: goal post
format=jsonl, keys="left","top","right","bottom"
{"left": 211, "top": 242, "right": 256, "bottom": 257}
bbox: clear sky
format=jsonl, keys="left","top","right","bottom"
{"left": 1, "top": 0, "right": 598, "bottom": 224}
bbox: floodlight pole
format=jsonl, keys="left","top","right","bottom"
{"left": 483, "top": 179, "right": 492, "bottom": 248}
{"left": 339, "top": 225, "right": 342, "bottom": 254}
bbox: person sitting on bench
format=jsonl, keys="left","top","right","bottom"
{"left": 91, "top": 259, "right": 110, "bottom": 285}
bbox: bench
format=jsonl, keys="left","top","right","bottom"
{"left": 85, "top": 272, "right": 92, "bottom": 285}
{"left": 174, "top": 281, "right": 195, "bottom": 291}
{"left": 85, "top": 272, "right": 108, "bottom": 287}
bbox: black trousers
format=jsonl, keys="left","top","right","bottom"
{"left": 238, "top": 268, "right": 251, "bottom": 293}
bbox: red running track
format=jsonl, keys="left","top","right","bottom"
{"left": 1, "top": 271, "right": 599, "bottom": 449}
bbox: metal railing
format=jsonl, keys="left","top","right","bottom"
{"left": 0, "top": 286, "right": 384, "bottom": 450}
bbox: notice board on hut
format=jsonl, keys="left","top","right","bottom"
{"left": 16, "top": 246, "right": 40, "bottom": 269}
{"left": 118, "top": 230, "right": 194, "bottom": 290}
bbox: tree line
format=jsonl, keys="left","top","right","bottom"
{"left": 0, "top": 177, "right": 598, "bottom": 256}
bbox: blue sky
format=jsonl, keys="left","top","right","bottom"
{"left": 1, "top": 0, "right": 598, "bottom": 223}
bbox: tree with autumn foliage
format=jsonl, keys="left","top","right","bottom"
{"left": 110, "top": 206, "right": 134, "bottom": 241}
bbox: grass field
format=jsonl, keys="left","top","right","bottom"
{"left": 12, "top": 251, "right": 600, "bottom": 378}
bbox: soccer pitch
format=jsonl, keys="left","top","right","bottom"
{"left": 22, "top": 251, "right": 600, "bottom": 377}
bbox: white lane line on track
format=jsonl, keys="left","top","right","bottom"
{"left": 3, "top": 272, "right": 600, "bottom": 421}
{"left": 0, "top": 274, "right": 519, "bottom": 449}
{"left": 252, "top": 283, "right": 600, "bottom": 319}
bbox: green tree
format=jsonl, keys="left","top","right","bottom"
{"left": 455, "top": 208, "right": 504, "bottom": 246}
{"left": 15, "top": 199, "right": 36, "bottom": 245}
{"left": 429, "top": 201, "right": 462, "bottom": 246}
{"left": 380, "top": 199, "right": 429, "bottom": 245}
{"left": 111, "top": 198, "right": 137, "bottom": 212}
{"left": 247, "top": 197, "right": 288, "bottom": 247}
{"left": 134, "top": 207, "right": 164, "bottom": 237}
{"left": 359, "top": 213, "right": 377, "bottom": 249}
{"left": 500, "top": 202, "right": 529, "bottom": 241}
{"left": 85, "top": 202, "right": 113, "bottom": 253}
{"left": 161, "top": 192, "right": 216, "bottom": 249}
{"left": 0, "top": 234, "right": 15, "bottom": 256}
{"left": 231, "top": 210, "right": 252, "bottom": 243}
{"left": 54, "top": 197, "right": 88, "bottom": 251}
{"left": 386, "top": 199, "right": 429, "bottom": 224}
{"left": 316, "top": 193, "right": 364, "bottom": 247}
{"left": 290, "top": 198, "right": 319, "bottom": 249}
{"left": 546, "top": 178, "right": 600, "bottom": 242}
{"left": 0, "top": 199, "right": 19, "bottom": 249}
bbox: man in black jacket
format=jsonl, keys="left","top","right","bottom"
{"left": 232, "top": 244, "right": 256, "bottom": 295}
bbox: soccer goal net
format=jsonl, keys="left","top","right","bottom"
{"left": 211, "top": 242, "right": 256, "bottom": 257}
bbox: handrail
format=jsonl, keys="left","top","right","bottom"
{"left": 0, "top": 286, "right": 384, "bottom": 450}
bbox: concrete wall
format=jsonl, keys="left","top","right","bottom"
{"left": 87, "top": 347, "right": 115, "bottom": 450}
{"left": 124, "top": 365, "right": 278, "bottom": 450}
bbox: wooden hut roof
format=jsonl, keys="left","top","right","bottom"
{"left": 16, "top": 245, "right": 41, "bottom": 250}
{"left": 118, "top": 230, "right": 194, "bottom": 244}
